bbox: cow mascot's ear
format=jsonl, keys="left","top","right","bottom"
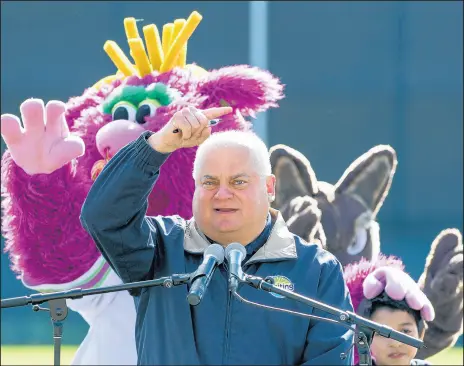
{"left": 269, "top": 144, "right": 325, "bottom": 248}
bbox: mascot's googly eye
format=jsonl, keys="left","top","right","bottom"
{"left": 347, "top": 227, "right": 368, "bottom": 255}
{"left": 136, "top": 99, "right": 161, "bottom": 124}
{"left": 111, "top": 101, "right": 137, "bottom": 122}
{"left": 347, "top": 211, "right": 373, "bottom": 255}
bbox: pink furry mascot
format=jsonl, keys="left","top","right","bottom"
{"left": 1, "top": 11, "right": 283, "bottom": 364}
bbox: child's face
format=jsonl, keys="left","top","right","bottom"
{"left": 370, "top": 307, "right": 422, "bottom": 365}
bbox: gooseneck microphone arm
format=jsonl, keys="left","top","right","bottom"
{"left": 223, "top": 243, "right": 424, "bottom": 366}
{"left": 1, "top": 274, "right": 192, "bottom": 309}
{"left": 239, "top": 273, "right": 424, "bottom": 366}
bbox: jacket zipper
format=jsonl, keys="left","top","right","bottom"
{"left": 222, "top": 261, "right": 257, "bottom": 363}
{"left": 222, "top": 290, "right": 233, "bottom": 364}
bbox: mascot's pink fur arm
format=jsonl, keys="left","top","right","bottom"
{"left": 1, "top": 89, "right": 112, "bottom": 290}
{"left": 1, "top": 155, "right": 104, "bottom": 288}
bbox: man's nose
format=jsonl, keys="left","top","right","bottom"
{"left": 214, "top": 185, "right": 234, "bottom": 199}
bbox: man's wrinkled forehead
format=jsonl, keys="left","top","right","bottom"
{"left": 198, "top": 145, "right": 255, "bottom": 173}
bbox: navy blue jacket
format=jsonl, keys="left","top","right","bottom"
{"left": 80, "top": 132, "right": 354, "bottom": 365}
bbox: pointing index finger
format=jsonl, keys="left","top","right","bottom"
{"left": 202, "top": 106, "right": 233, "bottom": 121}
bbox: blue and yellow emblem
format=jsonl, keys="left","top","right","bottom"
{"left": 268, "top": 275, "right": 295, "bottom": 299}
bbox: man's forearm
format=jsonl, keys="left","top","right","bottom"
{"left": 79, "top": 131, "right": 170, "bottom": 282}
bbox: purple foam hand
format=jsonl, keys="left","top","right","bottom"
{"left": 363, "top": 266, "right": 435, "bottom": 322}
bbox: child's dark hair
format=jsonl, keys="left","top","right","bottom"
{"left": 358, "top": 291, "right": 427, "bottom": 335}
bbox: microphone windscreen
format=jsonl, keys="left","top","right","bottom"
{"left": 205, "top": 243, "right": 225, "bottom": 264}
{"left": 225, "top": 243, "right": 246, "bottom": 259}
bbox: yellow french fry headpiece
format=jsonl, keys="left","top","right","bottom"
{"left": 92, "top": 10, "right": 207, "bottom": 89}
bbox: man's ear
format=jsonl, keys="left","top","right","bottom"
{"left": 266, "top": 174, "right": 276, "bottom": 200}
{"left": 269, "top": 144, "right": 318, "bottom": 209}
{"left": 335, "top": 145, "right": 397, "bottom": 218}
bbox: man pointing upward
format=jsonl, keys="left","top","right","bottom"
{"left": 80, "top": 105, "right": 354, "bottom": 365}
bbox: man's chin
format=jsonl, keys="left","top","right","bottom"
{"left": 215, "top": 225, "right": 240, "bottom": 233}
{"left": 209, "top": 221, "right": 242, "bottom": 236}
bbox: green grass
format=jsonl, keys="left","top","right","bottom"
{"left": 426, "top": 347, "right": 463, "bottom": 365}
{"left": 1, "top": 345, "right": 77, "bottom": 365}
{"left": 1, "top": 345, "right": 463, "bottom": 365}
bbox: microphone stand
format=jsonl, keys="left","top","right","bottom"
{"left": 237, "top": 274, "right": 425, "bottom": 366}
{"left": 0, "top": 273, "right": 192, "bottom": 366}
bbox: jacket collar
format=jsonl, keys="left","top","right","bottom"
{"left": 183, "top": 208, "right": 297, "bottom": 264}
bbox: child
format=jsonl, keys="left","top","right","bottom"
{"left": 357, "top": 291, "right": 429, "bottom": 365}
{"left": 344, "top": 255, "right": 433, "bottom": 365}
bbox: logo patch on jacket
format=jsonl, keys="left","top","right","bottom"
{"left": 268, "top": 275, "right": 295, "bottom": 298}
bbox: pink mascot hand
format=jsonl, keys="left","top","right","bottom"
{"left": 1, "top": 98, "right": 85, "bottom": 175}
{"left": 363, "top": 267, "right": 435, "bottom": 322}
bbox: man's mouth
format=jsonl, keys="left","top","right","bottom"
{"left": 388, "top": 352, "right": 406, "bottom": 359}
{"left": 214, "top": 208, "right": 238, "bottom": 213}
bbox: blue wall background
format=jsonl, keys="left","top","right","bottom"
{"left": 1, "top": 1, "right": 462, "bottom": 347}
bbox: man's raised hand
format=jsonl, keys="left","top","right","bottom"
{"left": 148, "top": 106, "right": 232, "bottom": 153}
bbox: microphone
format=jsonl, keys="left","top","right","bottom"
{"left": 224, "top": 243, "right": 247, "bottom": 294}
{"left": 187, "top": 244, "right": 225, "bottom": 306}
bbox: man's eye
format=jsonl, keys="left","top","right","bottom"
{"left": 234, "top": 180, "right": 246, "bottom": 185}
{"left": 202, "top": 181, "right": 215, "bottom": 186}
{"left": 402, "top": 329, "right": 412, "bottom": 334}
